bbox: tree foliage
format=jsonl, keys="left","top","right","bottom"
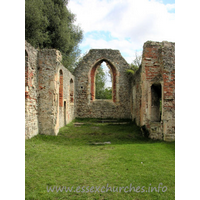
{"left": 128, "top": 52, "right": 142, "bottom": 74}
{"left": 25, "top": 0, "right": 83, "bottom": 72}
{"left": 104, "top": 87, "right": 112, "bottom": 99}
{"left": 95, "top": 66, "right": 112, "bottom": 99}
{"left": 95, "top": 66, "right": 106, "bottom": 99}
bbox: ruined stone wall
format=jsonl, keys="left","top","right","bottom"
{"left": 130, "top": 66, "right": 142, "bottom": 125}
{"left": 59, "top": 66, "right": 75, "bottom": 128}
{"left": 25, "top": 41, "right": 39, "bottom": 139}
{"left": 74, "top": 49, "right": 131, "bottom": 119}
{"left": 37, "top": 49, "right": 61, "bottom": 135}
{"left": 160, "top": 42, "right": 175, "bottom": 141}
{"left": 25, "top": 40, "right": 174, "bottom": 141}
{"left": 37, "top": 49, "right": 75, "bottom": 135}
{"left": 25, "top": 41, "right": 75, "bottom": 138}
{"left": 132, "top": 41, "right": 175, "bottom": 141}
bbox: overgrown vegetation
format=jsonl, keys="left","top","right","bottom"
{"left": 25, "top": 0, "right": 83, "bottom": 73}
{"left": 25, "top": 118, "right": 175, "bottom": 200}
{"left": 127, "top": 51, "right": 142, "bottom": 75}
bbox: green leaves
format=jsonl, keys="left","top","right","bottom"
{"left": 25, "top": 0, "right": 48, "bottom": 48}
{"left": 104, "top": 88, "right": 112, "bottom": 99}
{"left": 95, "top": 66, "right": 112, "bottom": 99}
{"left": 127, "top": 52, "right": 142, "bottom": 75}
{"left": 95, "top": 66, "right": 106, "bottom": 99}
{"left": 25, "top": 0, "right": 83, "bottom": 72}
{"left": 126, "top": 69, "right": 135, "bottom": 75}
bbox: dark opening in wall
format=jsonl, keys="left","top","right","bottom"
{"left": 25, "top": 50, "right": 28, "bottom": 57}
{"left": 59, "top": 70, "right": 63, "bottom": 107}
{"left": 151, "top": 83, "right": 162, "bottom": 122}
{"left": 64, "top": 101, "right": 66, "bottom": 126}
{"left": 70, "top": 78, "right": 74, "bottom": 103}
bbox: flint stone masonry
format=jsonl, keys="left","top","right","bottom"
{"left": 38, "top": 49, "right": 75, "bottom": 135}
{"left": 25, "top": 41, "right": 39, "bottom": 139}
{"left": 74, "top": 49, "right": 131, "bottom": 119}
{"left": 130, "top": 41, "right": 175, "bottom": 141}
{"left": 25, "top": 41, "right": 75, "bottom": 138}
{"left": 25, "top": 40, "right": 175, "bottom": 141}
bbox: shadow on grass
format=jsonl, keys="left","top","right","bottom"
{"left": 162, "top": 141, "right": 175, "bottom": 154}
{"left": 26, "top": 119, "right": 173, "bottom": 148}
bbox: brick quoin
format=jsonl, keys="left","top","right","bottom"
{"left": 90, "top": 66, "right": 96, "bottom": 100}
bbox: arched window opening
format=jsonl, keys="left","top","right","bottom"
{"left": 91, "top": 60, "right": 117, "bottom": 102}
{"left": 95, "top": 61, "right": 112, "bottom": 99}
{"left": 59, "top": 70, "right": 63, "bottom": 107}
{"left": 70, "top": 79, "right": 74, "bottom": 103}
{"left": 151, "top": 83, "right": 162, "bottom": 122}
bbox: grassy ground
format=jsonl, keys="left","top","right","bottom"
{"left": 25, "top": 118, "right": 175, "bottom": 200}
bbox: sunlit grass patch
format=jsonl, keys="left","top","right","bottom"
{"left": 26, "top": 118, "right": 175, "bottom": 200}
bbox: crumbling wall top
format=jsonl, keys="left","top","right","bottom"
{"left": 88, "top": 49, "right": 120, "bottom": 53}
{"left": 75, "top": 48, "right": 129, "bottom": 74}
{"left": 39, "top": 49, "right": 62, "bottom": 63}
{"left": 143, "top": 40, "right": 175, "bottom": 48}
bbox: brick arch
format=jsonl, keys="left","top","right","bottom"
{"left": 90, "top": 59, "right": 117, "bottom": 102}
{"left": 59, "top": 69, "right": 63, "bottom": 107}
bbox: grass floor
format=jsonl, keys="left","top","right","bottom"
{"left": 25, "top": 118, "right": 175, "bottom": 200}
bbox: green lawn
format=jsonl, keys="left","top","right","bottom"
{"left": 25, "top": 118, "right": 175, "bottom": 200}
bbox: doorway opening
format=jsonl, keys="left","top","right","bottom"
{"left": 151, "top": 83, "right": 162, "bottom": 122}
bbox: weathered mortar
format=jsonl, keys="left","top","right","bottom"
{"left": 37, "top": 49, "right": 61, "bottom": 135}
{"left": 59, "top": 66, "right": 75, "bottom": 128}
{"left": 130, "top": 41, "right": 175, "bottom": 141}
{"left": 25, "top": 41, "right": 75, "bottom": 138}
{"left": 25, "top": 40, "right": 175, "bottom": 141}
{"left": 74, "top": 49, "right": 131, "bottom": 119}
{"left": 25, "top": 41, "right": 39, "bottom": 139}
{"left": 38, "top": 49, "right": 75, "bottom": 135}
{"left": 130, "top": 66, "right": 142, "bottom": 125}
